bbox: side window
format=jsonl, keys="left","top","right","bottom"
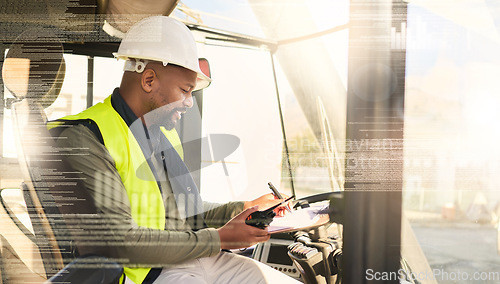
{"left": 276, "top": 29, "right": 349, "bottom": 199}
{"left": 45, "top": 54, "right": 88, "bottom": 121}
{"left": 45, "top": 54, "right": 124, "bottom": 121}
{"left": 198, "top": 46, "right": 283, "bottom": 203}
{"left": 92, "top": 56, "right": 124, "bottom": 104}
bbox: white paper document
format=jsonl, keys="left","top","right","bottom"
{"left": 268, "top": 204, "right": 330, "bottom": 233}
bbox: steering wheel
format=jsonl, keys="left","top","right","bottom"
{"left": 293, "top": 191, "right": 343, "bottom": 209}
{"left": 292, "top": 191, "right": 344, "bottom": 226}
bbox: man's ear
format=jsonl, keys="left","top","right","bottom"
{"left": 141, "top": 69, "right": 156, "bottom": 93}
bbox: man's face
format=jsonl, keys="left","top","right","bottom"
{"left": 144, "top": 64, "right": 197, "bottom": 130}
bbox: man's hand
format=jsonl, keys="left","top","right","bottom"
{"left": 217, "top": 206, "right": 271, "bottom": 250}
{"left": 244, "top": 193, "right": 291, "bottom": 217}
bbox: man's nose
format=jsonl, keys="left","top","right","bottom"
{"left": 184, "top": 93, "right": 194, "bottom": 108}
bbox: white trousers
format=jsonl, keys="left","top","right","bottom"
{"left": 152, "top": 251, "right": 302, "bottom": 284}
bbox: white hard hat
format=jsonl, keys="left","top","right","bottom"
{"left": 114, "top": 16, "right": 211, "bottom": 91}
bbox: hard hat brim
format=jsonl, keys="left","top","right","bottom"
{"left": 114, "top": 53, "right": 212, "bottom": 91}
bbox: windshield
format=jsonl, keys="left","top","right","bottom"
{"left": 173, "top": 0, "right": 350, "bottom": 201}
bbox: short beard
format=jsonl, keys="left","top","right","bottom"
{"left": 161, "top": 109, "right": 176, "bottom": 130}
{"left": 143, "top": 101, "right": 177, "bottom": 131}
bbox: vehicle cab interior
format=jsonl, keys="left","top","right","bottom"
{"left": 2, "top": 0, "right": 500, "bottom": 284}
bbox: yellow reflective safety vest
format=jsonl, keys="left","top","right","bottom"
{"left": 51, "top": 95, "right": 183, "bottom": 284}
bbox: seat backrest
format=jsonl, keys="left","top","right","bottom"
{"left": 2, "top": 28, "right": 104, "bottom": 279}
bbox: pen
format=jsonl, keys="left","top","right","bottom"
{"left": 268, "top": 182, "right": 283, "bottom": 199}
{"left": 268, "top": 182, "right": 292, "bottom": 213}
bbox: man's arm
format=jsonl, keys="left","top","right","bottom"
{"left": 203, "top": 201, "right": 244, "bottom": 228}
{"left": 53, "top": 124, "right": 221, "bottom": 265}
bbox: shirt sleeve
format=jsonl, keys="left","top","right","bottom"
{"left": 53, "top": 124, "right": 221, "bottom": 266}
{"left": 203, "top": 201, "right": 245, "bottom": 228}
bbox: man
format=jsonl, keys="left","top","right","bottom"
{"left": 51, "top": 16, "right": 299, "bottom": 283}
